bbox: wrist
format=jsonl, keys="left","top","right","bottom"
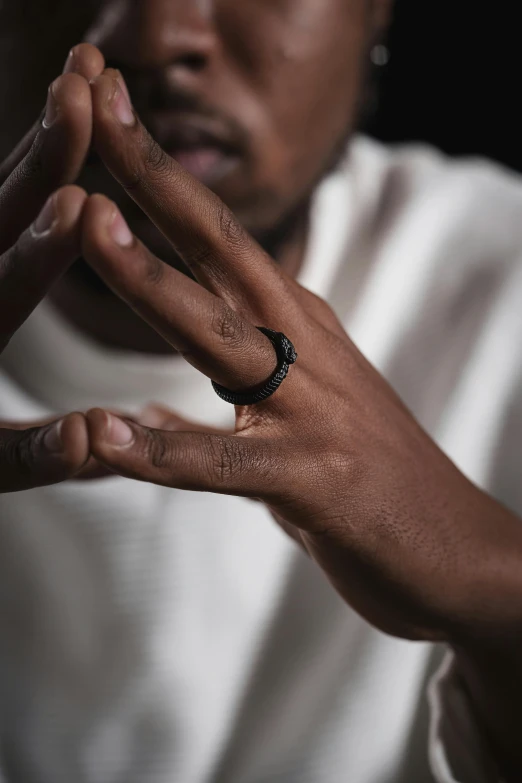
{"left": 442, "top": 488, "right": 522, "bottom": 779}
{"left": 442, "top": 486, "right": 522, "bottom": 649}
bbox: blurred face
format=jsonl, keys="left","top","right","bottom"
{"left": 1, "top": 0, "right": 387, "bottom": 258}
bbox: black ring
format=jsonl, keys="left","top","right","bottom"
{"left": 211, "top": 327, "right": 298, "bottom": 406}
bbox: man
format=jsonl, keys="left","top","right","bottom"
{"left": 0, "top": 1, "right": 521, "bottom": 782}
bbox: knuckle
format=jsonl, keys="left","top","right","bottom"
{"left": 143, "top": 251, "right": 164, "bottom": 286}
{"left": 216, "top": 203, "right": 244, "bottom": 249}
{"left": 147, "top": 431, "right": 173, "bottom": 472}
{"left": 121, "top": 132, "right": 174, "bottom": 193}
{"left": 210, "top": 300, "right": 246, "bottom": 347}
{"left": 206, "top": 434, "right": 276, "bottom": 490}
{"left": 207, "top": 435, "right": 246, "bottom": 485}
{"left": 0, "top": 428, "right": 37, "bottom": 475}
{"left": 145, "top": 135, "right": 173, "bottom": 178}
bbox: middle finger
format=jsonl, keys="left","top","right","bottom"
{"left": 89, "top": 70, "right": 299, "bottom": 321}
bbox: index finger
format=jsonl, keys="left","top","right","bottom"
{"left": 0, "top": 185, "right": 87, "bottom": 349}
{"left": 0, "top": 45, "right": 105, "bottom": 254}
{"left": 90, "top": 71, "right": 298, "bottom": 320}
{"left": 0, "top": 44, "right": 105, "bottom": 189}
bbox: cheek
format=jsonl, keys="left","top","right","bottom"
{"left": 220, "top": 1, "right": 369, "bottom": 206}
{"left": 269, "top": 32, "right": 366, "bottom": 179}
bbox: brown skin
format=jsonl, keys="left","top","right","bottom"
{"left": 0, "top": 2, "right": 521, "bottom": 778}
{"left": 0, "top": 43, "right": 140, "bottom": 485}
{"left": 33, "top": 0, "right": 387, "bottom": 352}
{"left": 0, "top": 46, "right": 102, "bottom": 490}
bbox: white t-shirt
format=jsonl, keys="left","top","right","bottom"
{"left": 1, "top": 136, "right": 521, "bottom": 783}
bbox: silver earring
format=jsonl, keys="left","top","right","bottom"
{"left": 371, "top": 44, "right": 390, "bottom": 67}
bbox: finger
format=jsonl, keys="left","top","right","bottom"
{"left": 0, "top": 412, "right": 90, "bottom": 493}
{"left": 0, "top": 400, "right": 136, "bottom": 435}
{"left": 131, "top": 407, "right": 305, "bottom": 547}
{"left": 0, "top": 44, "right": 104, "bottom": 187}
{"left": 0, "top": 418, "right": 112, "bottom": 481}
{"left": 0, "top": 422, "right": 113, "bottom": 481}
{"left": 87, "top": 409, "right": 285, "bottom": 498}
{"left": 0, "top": 393, "right": 131, "bottom": 484}
{"left": 90, "top": 70, "right": 299, "bottom": 319}
{"left": 74, "top": 404, "right": 153, "bottom": 480}
{"left": 0, "top": 44, "right": 104, "bottom": 189}
{"left": 82, "top": 195, "right": 283, "bottom": 392}
{"left": 65, "top": 401, "right": 142, "bottom": 482}
{"left": 136, "top": 408, "right": 305, "bottom": 549}
{"left": 63, "top": 42, "right": 106, "bottom": 82}
{"left": 0, "top": 185, "right": 87, "bottom": 350}
{"left": 0, "top": 71, "right": 94, "bottom": 254}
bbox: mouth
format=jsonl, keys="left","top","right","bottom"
{"left": 144, "top": 111, "right": 243, "bottom": 187}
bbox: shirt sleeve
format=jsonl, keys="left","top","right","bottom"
{"left": 427, "top": 650, "right": 505, "bottom": 783}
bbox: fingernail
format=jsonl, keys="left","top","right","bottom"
{"left": 106, "top": 414, "right": 134, "bottom": 446}
{"left": 63, "top": 48, "right": 76, "bottom": 74}
{"left": 32, "top": 195, "right": 57, "bottom": 237}
{"left": 111, "top": 80, "right": 135, "bottom": 127}
{"left": 110, "top": 210, "right": 134, "bottom": 247}
{"left": 43, "top": 80, "right": 59, "bottom": 128}
{"left": 43, "top": 419, "right": 64, "bottom": 453}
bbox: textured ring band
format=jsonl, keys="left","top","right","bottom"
{"left": 211, "top": 326, "right": 298, "bottom": 406}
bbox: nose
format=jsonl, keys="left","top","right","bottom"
{"left": 87, "top": 0, "right": 218, "bottom": 78}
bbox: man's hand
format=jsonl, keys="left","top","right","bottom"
{"left": 0, "top": 45, "right": 105, "bottom": 492}
{"left": 80, "top": 67, "right": 522, "bottom": 776}
{"left": 79, "top": 67, "right": 522, "bottom": 640}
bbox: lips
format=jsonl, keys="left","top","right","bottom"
{"left": 144, "top": 111, "right": 243, "bottom": 186}
{"left": 168, "top": 146, "right": 239, "bottom": 185}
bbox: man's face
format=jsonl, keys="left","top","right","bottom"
{"left": 1, "top": 0, "right": 386, "bottom": 253}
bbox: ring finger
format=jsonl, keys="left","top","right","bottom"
{"left": 82, "top": 195, "right": 297, "bottom": 398}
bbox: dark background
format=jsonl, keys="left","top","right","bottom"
{"left": 367, "top": 0, "right": 522, "bottom": 173}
